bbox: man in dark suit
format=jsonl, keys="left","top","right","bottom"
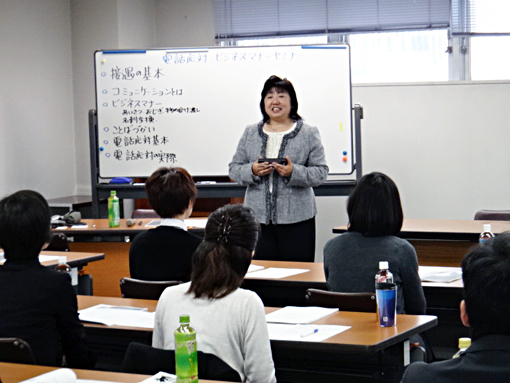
{"left": 0, "top": 190, "right": 96, "bottom": 367}
{"left": 401, "top": 231, "right": 510, "bottom": 383}
{"left": 129, "top": 167, "right": 202, "bottom": 281}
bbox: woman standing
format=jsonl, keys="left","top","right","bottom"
{"left": 229, "top": 75, "right": 328, "bottom": 262}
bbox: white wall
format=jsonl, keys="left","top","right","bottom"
{"left": 315, "top": 81, "right": 510, "bottom": 261}
{"left": 154, "top": 0, "right": 215, "bottom": 48}
{"left": 0, "top": 0, "right": 76, "bottom": 199}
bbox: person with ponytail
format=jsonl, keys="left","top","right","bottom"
{"left": 152, "top": 204, "right": 276, "bottom": 383}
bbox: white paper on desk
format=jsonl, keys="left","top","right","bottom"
{"left": 421, "top": 270, "right": 462, "bottom": 283}
{"left": 246, "top": 267, "right": 308, "bottom": 279}
{"left": 39, "top": 255, "right": 61, "bottom": 263}
{"left": 419, "top": 266, "right": 462, "bottom": 283}
{"left": 266, "top": 306, "right": 339, "bottom": 324}
{"left": 247, "top": 264, "right": 265, "bottom": 273}
{"left": 21, "top": 368, "right": 77, "bottom": 382}
{"left": 146, "top": 220, "right": 161, "bottom": 227}
{"left": 267, "top": 323, "right": 350, "bottom": 342}
{"left": 184, "top": 218, "right": 207, "bottom": 229}
{"left": 78, "top": 381, "right": 121, "bottom": 383}
{"left": 139, "top": 371, "right": 177, "bottom": 383}
{"left": 71, "top": 224, "right": 89, "bottom": 229}
{"left": 79, "top": 304, "right": 155, "bottom": 328}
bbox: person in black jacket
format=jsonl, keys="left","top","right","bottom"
{"left": 401, "top": 231, "right": 510, "bottom": 383}
{"left": 129, "top": 167, "right": 202, "bottom": 281}
{"left": 0, "top": 190, "right": 96, "bottom": 368}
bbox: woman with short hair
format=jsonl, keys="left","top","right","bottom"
{"left": 153, "top": 204, "right": 276, "bottom": 383}
{"left": 323, "top": 172, "right": 426, "bottom": 315}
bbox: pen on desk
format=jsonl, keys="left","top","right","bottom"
{"left": 138, "top": 221, "right": 142, "bottom": 225}
{"left": 300, "top": 328, "right": 319, "bottom": 338}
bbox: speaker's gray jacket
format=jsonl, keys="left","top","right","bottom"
{"left": 229, "top": 119, "right": 328, "bottom": 225}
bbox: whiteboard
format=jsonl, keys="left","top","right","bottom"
{"left": 94, "top": 45, "right": 352, "bottom": 178}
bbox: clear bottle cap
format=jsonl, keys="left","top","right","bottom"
{"left": 179, "top": 315, "right": 190, "bottom": 324}
{"left": 379, "top": 261, "right": 389, "bottom": 270}
{"left": 58, "top": 256, "right": 68, "bottom": 265}
{"left": 458, "top": 337, "right": 471, "bottom": 349}
{"left": 483, "top": 224, "right": 492, "bottom": 232}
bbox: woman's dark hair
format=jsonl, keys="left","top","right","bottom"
{"left": 145, "top": 167, "right": 197, "bottom": 218}
{"left": 347, "top": 172, "right": 403, "bottom": 237}
{"left": 259, "top": 75, "right": 302, "bottom": 123}
{"left": 462, "top": 231, "right": 510, "bottom": 339}
{"left": 0, "top": 190, "right": 51, "bottom": 260}
{"left": 188, "top": 204, "right": 260, "bottom": 299}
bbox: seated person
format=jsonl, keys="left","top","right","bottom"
{"left": 323, "top": 172, "right": 426, "bottom": 315}
{"left": 401, "top": 231, "right": 510, "bottom": 382}
{"left": 153, "top": 204, "right": 276, "bottom": 383}
{"left": 129, "top": 167, "right": 202, "bottom": 281}
{"left": 0, "top": 190, "right": 96, "bottom": 367}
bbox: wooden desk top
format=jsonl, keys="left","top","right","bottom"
{"left": 0, "top": 362, "right": 223, "bottom": 383}
{"left": 333, "top": 218, "right": 510, "bottom": 240}
{"left": 248, "top": 260, "right": 463, "bottom": 289}
{"left": 77, "top": 295, "right": 437, "bottom": 354}
{"left": 248, "top": 260, "right": 326, "bottom": 283}
{"left": 0, "top": 251, "right": 104, "bottom": 268}
{"left": 52, "top": 218, "right": 207, "bottom": 237}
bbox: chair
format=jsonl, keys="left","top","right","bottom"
{"left": 123, "top": 342, "right": 241, "bottom": 382}
{"left": 131, "top": 209, "right": 160, "bottom": 219}
{"left": 305, "top": 288, "right": 377, "bottom": 312}
{"left": 45, "top": 233, "right": 70, "bottom": 252}
{"left": 474, "top": 210, "right": 510, "bottom": 221}
{"left": 0, "top": 338, "right": 36, "bottom": 364}
{"left": 119, "top": 277, "right": 182, "bottom": 300}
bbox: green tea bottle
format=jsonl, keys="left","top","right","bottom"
{"left": 174, "top": 315, "right": 198, "bottom": 383}
{"left": 108, "top": 190, "right": 120, "bottom": 228}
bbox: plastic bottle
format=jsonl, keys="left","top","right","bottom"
{"left": 479, "top": 224, "right": 494, "bottom": 243}
{"left": 452, "top": 337, "right": 471, "bottom": 358}
{"left": 108, "top": 190, "right": 120, "bottom": 228}
{"left": 375, "top": 261, "right": 394, "bottom": 284}
{"left": 375, "top": 261, "right": 396, "bottom": 326}
{"left": 174, "top": 315, "right": 198, "bottom": 383}
{"left": 55, "top": 256, "right": 71, "bottom": 275}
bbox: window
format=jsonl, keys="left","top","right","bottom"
{"left": 350, "top": 30, "right": 448, "bottom": 83}
{"left": 215, "top": 0, "right": 510, "bottom": 82}
{"left": 471, "top": 36, "right": 510, "bottom": 80}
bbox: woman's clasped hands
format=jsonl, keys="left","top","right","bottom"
{"left": 252, "top": 156, "right": 293, "bottom": 178}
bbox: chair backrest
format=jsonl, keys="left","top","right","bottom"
{"left": 45, "top": 233, "right": 70, "bottom": 252}
{"left": 123, "top": 342, "right": 242, "bottom": 382}
{"left": 119, "top": 277, "right": 181, "bottom": 300}
{"left": 131, "top": 209, "right": 161, "bottom": 219}
{"left": 305, "top": 288, "right": 377, "bottom": 313}
{"left": 0, "top": 338, "right": 36, "bottom": 364}
{"left": 474, "top": 210, "right": 510, "bottom": 221}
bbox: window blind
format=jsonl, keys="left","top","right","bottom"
{"left": 451, "top": 0, "right": 510, "bottom": 36}
{"left": 214, "top": 0, "right": 451, "bottom": 39}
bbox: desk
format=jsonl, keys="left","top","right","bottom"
{"left": 78, "top": 295, "right": 436, "bottom": 383}
{"left": 243, "top": 261, "right": 465, "bottom": 360}
{"left": 0, "top": 362, "right": 224, "bottom": 383}
{"left": 38, "top": 250, "right": 105, "bottom": 268}
{"left": 333, "top": 218, "right": 510, "bottom": 267}
{"left": 53, "top": 218, "right": 208, "bottom": 239}
{"left": 52, "top": 218, "right": 206, "bottom": 297}
{"left": 0, "top": 251, "right": 104, "bottom": 294}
